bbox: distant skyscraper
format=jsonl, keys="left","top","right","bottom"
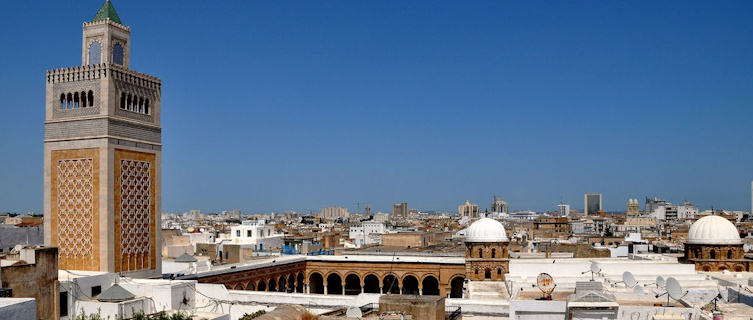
{"left": 491, "top": 195, "right": 509, "bottom": 214}
{"left": 320, "top": 206, "right": 350, "bottom": 219}
{"left": 364, "top": 204, "right": 371, "bottom": 216}
{"left": 458, "top": 200, "right": 480, "bottom": 218}
{"left": 44, "top": 1, "right": 161, "bottom": 276}
{"left": 557, "top": 203, "right": 570, "bottom": 217}
{"left": 584, "top": 193, "right": 602, "bottom": 216}
{"left": 392, "top": 202, "right": 408, "bottom": 218}
{"left": 627, "top": 199, "right": 640, "bottom": 217}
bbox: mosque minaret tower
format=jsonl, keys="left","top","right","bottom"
{"left": 44, "top": 0, "right": 162, "bottom": 277}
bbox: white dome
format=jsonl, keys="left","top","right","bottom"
{"left": 465, "top": 218, "right": 508, "bottom": 242}
{"left": 687, "top": 215, "right": 741, "bottom": 245}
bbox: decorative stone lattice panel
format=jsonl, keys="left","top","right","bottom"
{"left": 118, "top": 159, "right": 152, "bottom": 271}
{"left": 56, "top": 158, "right": 95, "bottom": 270}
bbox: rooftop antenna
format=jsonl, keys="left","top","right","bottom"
{"left": 581, "top": 262, "right": 601, "bottom": 281}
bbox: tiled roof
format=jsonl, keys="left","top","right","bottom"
{"left": 91, "top": 0, "right": 122, "bottom": 25}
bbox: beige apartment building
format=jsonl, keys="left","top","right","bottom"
{"left": 320, "top": 206, "right": 350, "bottom": 220}
{"left": 458, "top": 200, "right": 479, "bottom": 218}
{"left": 392, "top": 202, "right": 408, "bottom": 218}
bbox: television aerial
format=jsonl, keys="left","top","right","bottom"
{"left": 622, "top": 271, "right": 637, "bottom": 288}
{"left": 655, "top": 277, "right": 687, "bottom": 306}
{"left": 581, "top": 262, "right": 601, "bottom": 281}
{"left": 536, "top": 273, "right": 556, "bottom": 300}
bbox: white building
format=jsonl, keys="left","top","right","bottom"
{"left": 58, "top": 271, "right": 228, "bottom": 320}
{"left": 229, "top": 220, "right": 283, "bottom": 251}
{"left": 652, "top": 201, "right": 697, "bottom": 221}
{"left": 372, "top": 212, "right": 390, "bottom": 222}
{"left": 557, "top": 203, "right": 571, "bottom": 217}
{"left": 508, "top": 210, "right": 538, "bottom": 221}
{"left": 348, "top": 221, "right": 386, "bottom": 246}
{"left": 676, "top": 201, "right": 698, "bottom": 220}
{"left": 491, "top": 195, "right": 509, "bottom": 215}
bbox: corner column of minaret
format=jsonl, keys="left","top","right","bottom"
{"left": 44, "top": 0, "right": 162, "bottom": 277}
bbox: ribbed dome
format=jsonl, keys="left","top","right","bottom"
{"left": 465, "top": 218, "right": 508, "bottom": 242}
{"left": 687, "top": 215, "right": 741, "bottom": 245}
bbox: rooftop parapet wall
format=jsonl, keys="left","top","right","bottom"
{"left": 46, "top": 64, "right": 108, "bottom": 84}
{"left": 47, "top": 63, "right": 161, "bottom": 89}
{"left": 82, "top": 19, "right": 130, "bottom": 32}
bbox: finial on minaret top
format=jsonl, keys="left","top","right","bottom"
{"left": 91, "top": 0, "right": 123, "bottom": 25}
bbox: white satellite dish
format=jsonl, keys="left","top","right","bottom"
{"left": 582, "top": 262, "right": 602, "bottom": 281}
{"left": 622, "top": 271, "right": 637, "bottom": 288}
{"left": 346, "top": 307, "right": 363, "bottom": 318}
{"left": 666, "top": 277, "right": 687, "bottom": 301}
{"left": 656, "top": 276, "right": 665, "bottom": 288}
{"left": 633, "top": 285, "right": 644, "bottom": 295}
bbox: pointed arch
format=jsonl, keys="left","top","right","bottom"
{"left": 73, "top": 92, "right": 80, "bottom": 109}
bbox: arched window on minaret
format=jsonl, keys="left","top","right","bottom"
{"left": 113, "top": 43, "right": 124, "bottom": 66}
{"left": 138, "top": 97, "right": 144, "bottom": 113}
{"left": 144, "top": 99, "right": 150, "bottom": 115}
{"left": 120, "top": 93, "right": 125, "bottom": 109}
{"left": 88, "top": 91, "right": 94, "bottom": 107}
{"left": 89, "top": 42, "right": 101, "bottom": 65}
{"left": 60, "top": 94, "right": 66, "bottom": 110}
{"left": 126, "top": 94, "right": 132, "bottom": 111}
{"left": 66, "top": 93, "right": 72, "bottom": 109}
{"left": 73, "top": 92, "right": 80, "bottom": 109}
{"left": 81, "top": 91, "right": 87, "bottom": 107}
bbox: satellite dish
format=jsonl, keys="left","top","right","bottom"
{"left": 666, "top": 277, "right": 687, "bottom": 300}
{"left": 590, "top": 262, "right": 601, "bottom": 274}
{"left": 346, "top": 307, "right": 362, "bottom": 318}
{"left": 622, "top": 271, "right": 637, "bottom": 288}
{"left": 656, "top": 276, "right": 665, "bottom": 288}
{"left": 633, "top": 285, "right": 644, "bottom": 295}
{"left": 582, "top": 262, "right": 602, "bottom": 281}
{"left": 537, "top": 273, "right": 555, "bottom": 295}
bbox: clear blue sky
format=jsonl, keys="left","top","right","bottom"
{"left": 1, "top": 1, "right": 752, "bottom": 214}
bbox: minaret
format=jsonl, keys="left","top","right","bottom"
{"left": 44, "top": 0, "right": 162, "bottom": 277}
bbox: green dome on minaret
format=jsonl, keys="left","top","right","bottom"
{"left": 91, "top": 0, "right": 122, "bottom": 25}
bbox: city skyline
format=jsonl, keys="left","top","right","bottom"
{"left": 1, "top": 1, "right": 752, "bottom": 213}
